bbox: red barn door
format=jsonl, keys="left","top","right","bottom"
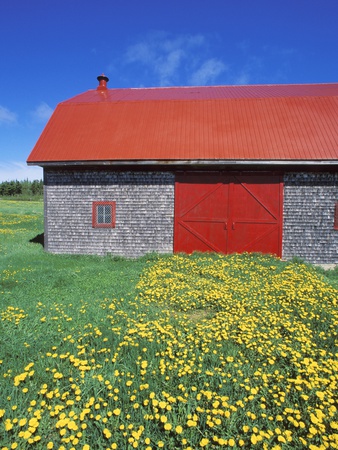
{"left": 173, "top": 173, "right": 230, "bottom": 253}
{"left": 174, "top": 172, "right": 283, "bottom": 256}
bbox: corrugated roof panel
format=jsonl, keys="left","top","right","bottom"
{"left": 27, "top": 83, "right": 338, "bottom": 164}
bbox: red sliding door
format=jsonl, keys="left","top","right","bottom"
{"left": 174, "top": 172, "right": 283, "bottom": 256}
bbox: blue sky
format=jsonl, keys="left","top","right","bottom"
{"left": 0, "top": 0, "right": 337, "bottom": 182}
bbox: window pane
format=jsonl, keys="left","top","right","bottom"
{"left": 97, "top": 205, "right": 112, "bottom": 224}
{"left": 104, "top": 205, "right": 112, "bottom": 223}
{"left": 97, "top": 205, "right": 104, "bottom": 223}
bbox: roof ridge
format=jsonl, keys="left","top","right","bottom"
{"left": 84, "top": 82, "right": 338, "bottom": 90}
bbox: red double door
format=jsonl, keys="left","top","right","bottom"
{"left": 174, "top": 172, "right": 283, "bottom": 256}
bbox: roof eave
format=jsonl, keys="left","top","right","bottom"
{"left": 27, "top": 159, "right": 338, "bottom": 167}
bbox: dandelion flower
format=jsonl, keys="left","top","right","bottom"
{"left": 103, "top": 428, "right": 112, "bottom": 439}
{"left": 251, "top": 434, "right": 258, "bottom": 445}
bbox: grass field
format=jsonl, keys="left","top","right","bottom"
{"left": 0, "top": 200, "right": 337, "bottom": 450}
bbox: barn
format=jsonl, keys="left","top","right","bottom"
{"left": 27, "top": 75, "right": 338, "bottom": 264}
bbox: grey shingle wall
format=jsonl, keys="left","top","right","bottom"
{"left": 44, "top": 168, "right": 338, "bottom": 263}
{"left": 283, "top": 172, "right": 338, "bottom": 264}
{"left": 44, "top": 169, "right": 174, "bottom": 257}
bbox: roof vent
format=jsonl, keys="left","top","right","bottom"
{"left": 97, "top": 74, "right": 109, "bottom": 90}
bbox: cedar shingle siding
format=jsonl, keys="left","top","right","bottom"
{"left": 44, "top": 169, "right": 174, "bottom": 257}
{"left": 283, "top": 172, "right": 338, "bottom": 264}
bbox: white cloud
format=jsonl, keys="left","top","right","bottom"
{"left": 121, "top": 34, "right": 300, "bottom": 88}
{"left": 0, "top": 161, "right": 43, "bottom": 182}
{"left": 156, "top": 49, "right": 185, "bottom": 86}
{"left": 0, "top": 105, "right": 17, "bottom": 125}
{"left": 124, "top": 32, "right": 225, "bottom": 86}
{"left": 31, "top": 102, "right": 53, "bottom": 123}
{"left": 126, "top": 41, "right": 156, "bottom": 65}
{"left": 189, "top": 58, "right": 228, "bottom": 86}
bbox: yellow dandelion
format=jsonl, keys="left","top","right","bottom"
{"left": 5, "top": 420, "right": 13, "bottom": 431}
{"left": 103, "top": 428, "right": 112, "bottom": 439}
{"left": 200, "top": 438, "right": 209, "bottom": 447}
{"left": 187, "top": 419, "right": 197, "bottom": 427}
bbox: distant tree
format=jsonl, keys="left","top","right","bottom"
{"left": 0, "top": 181, "right": 17, "bottom": 196}
{"left": 0, "top": 179, "right": 43, "bottom": 198}
{"left": 31, "top": 179, "right": 43, "bottom": 195}
{"left": 15, "top": 180, "right": 22, "bottom": 195}
{"left": 21, "top": 179, "right": 32, "bottom": 197}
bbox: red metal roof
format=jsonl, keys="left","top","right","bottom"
{"left": 27, "top": 82, "right": 338, "bottom": 164}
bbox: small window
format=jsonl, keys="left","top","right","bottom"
{"left": 92, "top": 201, "right": 116, "bottom": 228}
{"left": 334, "top": 202, "right": 338, "bottom": 230}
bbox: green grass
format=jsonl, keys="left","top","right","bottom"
{"left": 0, "top": 200, "right": 337, "bottom": 450}
{"left": 0, "top": 194, "right": 44, "bottom": 202}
